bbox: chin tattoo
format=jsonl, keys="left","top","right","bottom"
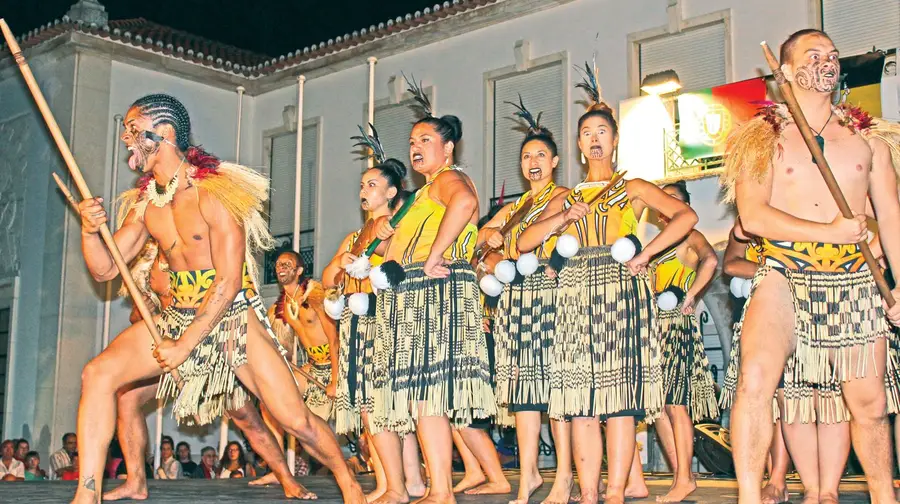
{"left": 793, "top": 61, "right": 839, "bottom": 93}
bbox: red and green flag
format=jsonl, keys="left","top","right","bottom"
{"left": 677, "top": 78, "right": 767, "bottom": 160}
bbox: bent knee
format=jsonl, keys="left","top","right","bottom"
{"left": 81, "top": 358, "right": 112, "bottom": 388}
{"left": 846, "top": 384, "right": 889, "bottom": 422}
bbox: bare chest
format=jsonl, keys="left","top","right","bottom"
{"left": 144, "top": 189, "right": 212, "bottom": 270}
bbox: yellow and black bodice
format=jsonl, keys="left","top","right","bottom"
{"left": 387, "top": 166, "right": 478, "bottom": 265}
{"left": 169, "top": 263, "right": 256, "bottom": 308}
{"left": 502, "top": 182, "right": 558, "bottom": 260}
{"left": 758, "top": 239, "right": 865, "bottom": 273}
{"left": 561, "top": 176, "right": 637, "bottom": 247}
{"left": 653, "top": 247, "right": 696, "bottom": 294}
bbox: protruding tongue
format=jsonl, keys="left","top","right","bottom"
{"left": 127, "top": 152, "right": 139, "bottom": 170}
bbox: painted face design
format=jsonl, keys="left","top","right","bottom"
{"left": 793, "top": 53, "right": 840, "bottom": 93}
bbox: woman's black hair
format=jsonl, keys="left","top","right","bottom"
{"left": 521, "top": 129, "right": 558, "bottom": 158}
{"left": 371, "top": 157, "right": 410, "bottom": 210}
{"left": 220, "top": 441, "right": 248, "bottom": 469}
{"left": 414, "top": 115, "right": 463, "bottom": 145}
{"left": 663, "top": 180, "right": 691, "bottom": 205}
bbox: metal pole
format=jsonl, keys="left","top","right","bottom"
{"left": 366, "top": 57, "right": 377, "bottom": 168}
{"left": 100, "top": 114, "right": 123, "bottom": 350}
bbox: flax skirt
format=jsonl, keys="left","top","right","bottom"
{"left": 658, "top": 309, "right": 719, "bottom": 422}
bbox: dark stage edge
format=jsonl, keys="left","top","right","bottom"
{"left": 0, "top": 470, "right": 874, "bottom": 503}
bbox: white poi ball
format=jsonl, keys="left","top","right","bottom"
{"left": 657, "top": 290, "right": 679, "bottom": 311}
{"left": 740, "top": 277, "right": 752, "bottom": 298}
{"left": 611, "top": 236, "right": 637, "bottom": 263}
{"left": 556, "top": 234, "right": 580, "bottom": 259}
{"left": 479, "top": 274, "right": 504, "bottom": 297}
{"left": 494, "top": 260, "right": 517, "bottom": 284}
{"left": 516, "top": 252, "right": 540, "bottom": 276}
{"left": 729, "top": 277, "right": 745, "bottom": 298}
{"left": 346, "top": 254, "right": 372, "bottom": 279}
{"left": 323, "top": 295, "right": 345, "bottom": 320}
{"left": 348, "top": 292, "right": 370, "bottom": 316}
{"left": 369, "top": 265, "right": 391, "bottom": 291}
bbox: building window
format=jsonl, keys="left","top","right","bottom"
{"left": 489, "top": 61, "right": 564, "bottom": 204}
{"left": 265, "top": 123, "right": 318, "bottom": 284}
{"left": 639, "top": 23, "right": 727, "bottom": 93}
{"left": 822, "top": 0, "right": 900, "bottom": 56}
{"left": 373, "top": 89, "right": 434, "bottom": 190}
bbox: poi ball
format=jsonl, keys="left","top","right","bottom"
{"left": 556, "top": 234, "right": 580, "bottom": 259}
{"left": 657, "top": 291, "right": 679, "bottom": 311}
{"left": 495, "top": 260, "right": 517, "bottom": 284}
{"left": 740, "top": 278, "right": 752, "bottom": 298}
{"left": 729, "top": 277, "right": 745, "bottom": 298}
{"left": 611, "top": 236, "right": 638, "bottom": 263}
{"left": 479, "top": 274, "right": 504, "bottom": 297}
{"left": 516, "top": 252, "right": 540, "bottom": 276}
{"left": 323, "top": 294, "right": 346, "bottom": 320}
{"left": 346, "top": 254, "right": 372, "bottom": 279}
{"left": 369, "top": 265, "right": 391, "bottom": 291}
{"left": 348, "top": 292, "right": 370, "bottom": 316}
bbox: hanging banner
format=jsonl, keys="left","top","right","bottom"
{"left": 677, "top": 78, "right": 767, "bottom": 160}
{"left": 837, "top": 51, "right": 887, "bottom": 117}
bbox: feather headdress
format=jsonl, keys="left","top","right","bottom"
{"left": 575, "top": 55, "right": 603, "bottom": 106}
{"left": 402, "top": 72, "right": 434, "bottom": 118}
{"left": 351, "top": 123, "right": 387, "bottom": 164}
{"left": 505, "top": 93, "right": 544, "bottom": 135}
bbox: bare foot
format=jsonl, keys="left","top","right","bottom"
{"left": 103, "top": 481, "right": 148, "bottom": 501}
{"left": 511, "top": 469, "right": 544, "bottom": 504}
{"left": 367, "top": 486, "right": 388, "bottom": 503}
{"left": 540, "top": 474, "right": 574, "bottom": 504}
{"left": 818, "top": 493, "right": 839, "bottom": 504}
{"left": 283, "top": 478, "right": 318, "bottom": 500}
{"left": 577, "top": 489, "right": 600, "bottom": 504}
{"left": 761, "top": 480, "right": 790, "bottom": 504}
{"left": 413, "top": 493, "right": 456, "bottom": 504}
{"left": 71, "top": 486, "right": 101, "bottom": 504}
{"left": 249, "top": 471, "right": 279, "bottom": 486}
{"left": 452, "top": 472, "right": 485, "bottom": 493}
{"left": 656, "top": 479, "right": 696, "bottom": 503}
{"left": 464, "top": 480, "right": 512, "bottom": 495}
{"left": 625, "top": 482, "right": 650, "bottom": 499}
{"left": 343, "top": 485, "right": 369, "bottom": 504}
{"left": 372, "top": 489, "right": 411, "bottom": 504}
{"left": 407, "top": 481, "right": 427, "bottom": 498}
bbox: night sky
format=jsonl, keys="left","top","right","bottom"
{"left": 1, "top": 0, "right": 439, "bottom": 57}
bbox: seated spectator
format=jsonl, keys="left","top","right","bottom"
{"left": 60, "top": 453, "right": 79, "bottom": 481}
{"left": 0, "top": 440, "right": 24, "bottom": 481}
{"left": 115, "top": 453, "right": 153, "bottom": 480}
{"left": 156, "top": 438, "right": 182, "bottom": 479}
{"left": 50, "top": 432, "right": 77, "bottom": 480}
{"left": 252, "top": 455, "right": 270, "bottom": 479}
{"left": 14, "top": 439, "right": 29, "bottom": 462}
{"left": 218, "top": 441, "right": 254, "bottom": 479}
{"left": 230, "top": 469, "right": 244, "bottom": 479}
{"left": 106, "top": 437, "right": 124, "bottom": 479}
{"left": 177, "top": 441, "right": 197, "bottom": 477}
{"left": 24, "top": 451, "right": 47, "bottom": 480}
{"left": 191, "top": 447, "right": 217, "bottom": 479}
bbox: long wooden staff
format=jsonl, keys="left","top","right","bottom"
{"left": 761, "top": 42, "right": 894, "bottom": 306}
{"left": 1, "top": 20, "right": 185, "bottom": 383}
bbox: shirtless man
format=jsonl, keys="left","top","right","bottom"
{"left": 72, "top": 93, "right": 363, "bottom": 504}
{"left": 110, "top": 242, "right": 317, "bottom": 500}
{"left": 725, "top": 30, "right": 900, "bottom": 504}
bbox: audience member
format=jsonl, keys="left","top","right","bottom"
{"left": 230, "top": 469, "right": 244, "bottom": 479}
{"left": 156, "top": 437, "right": 182, "bottom": 479}
{"left": 191, "top": 446, "right": 217, "bottom": 479}
{"left": 60, "top": 453, "right": 79, "bottom": 481}
{"left": 14, "top": 439, "right": 29, "bottom": 462}
{"left": 24, "top": 451, "right": 46, "bottom": 480}
{"left": 0, "top": 440, "right": 24, "bottom": 481}
{"left": 177, "top": 441, "right": 197, "bottom": 477}
{"left": 115, "top": 453, "right": 153, "bottom": 480}
{"left": 50, "top": 432, "right": 77, "bottom": 480}
{"left": 218, "top": 441, "right": 254, "bottom": 479}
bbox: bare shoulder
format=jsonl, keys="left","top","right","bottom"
{"left": 551, "top": 185, "right": 570, "bottom": 198}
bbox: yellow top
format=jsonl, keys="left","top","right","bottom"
{"left": 561, "top": 176, "right": 637, "bottom": 247}
{"left": 170, "top": 263, "right": 256, "bottom": 308}
{"left": 653, "top": 247, "right": 696, "bottom": 294}
{"left": 305, "top": 342, "right": 331, "bottom": 365}
{"left": 388, "top": 166, "right": 478, "bottom": 265}
{"left": 502, "top": 182, "right": 558, "bottom": 260}
{"left": 344, "top": 228, "right": 383, "bottom": 295}
{"left": 759, "top": 239, "right": 865, "bottom": 273}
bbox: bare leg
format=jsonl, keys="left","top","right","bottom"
{"left": 605, "top": 417, "right": 639, "bottom": 504}
{"left": 817, "top": 420, "right": 850, "bottom": 504}
{"left": 654, "top": 407, "right": 678, "bottom": 472}
{"left": 761, "top": 418, "right": 791, "bottom": 504}
{"left": 451, "top": 429, "right": 484, "bottom": 493}
{"left": 370, "top": 430, "right": 409, "bottom": 504}
{"left": 510, "top": 411, "right": 544, "bottom": 503}
{"left": 461, "top": 427, "right": 511, "bottom": 495}
{"left": 416, "top": 414, "right": 456, "bottom": 504}
{"left": 72, "top": 323, "right": 165, "bottom": 504}
{"left": 543, "top": 419, "right": 577, "bottom": 504}
{"left": 840, "top": 337, "right": 895, "bottom": 504}
{"left": 657, "top": 406, "right": 695, "bottom": 502}
{"left": 571, "top": 417, "right": 603, "bottom": 504}
{"left": 402, "top": 432, "right": 426, "bottom": 498}
{"left": 104, "top": 380, "right": 156, "bottom": 501}
{"left": 248, "top": 402, "right": 285, "bottom": 487}
{"left": 732, "top": 272, "right": 795, "bottom": 504}
{"left": 236, "top": 315, "right": 364, "bottom": 504}
{"left": 780, "top": 391, "right": 821, "bottom": 504}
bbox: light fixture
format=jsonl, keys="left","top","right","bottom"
{"left": 641, "top": 70, "right": 682, "bottom": 95}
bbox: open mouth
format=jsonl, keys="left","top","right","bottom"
{"left": 589, "top": 146, "right": 603, "bottom": 158}
{"left": 411, "top": 152, "right": 424, "bottom": 166}
{"left": 360, "top": 198, "right": 369, "bottom": 209}
{"left": 528, "top": 168, "right": 542, "bottom": 179}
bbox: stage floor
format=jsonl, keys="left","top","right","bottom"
{"left": 0, "top": 470, "right": 874, "bottom": 503}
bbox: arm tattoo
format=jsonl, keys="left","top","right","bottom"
{"left": 188, "top": 280, "right": 234, "bottom": 345}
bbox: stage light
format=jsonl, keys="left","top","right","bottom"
{"left": 641, "top": 70, "right": 682, "bottom": 96}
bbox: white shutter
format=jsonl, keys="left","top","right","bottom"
{"left": 640, "top": 23, "right": 727, "bottom": 92}
{"left": 374, "top": 92, "right": 434, "bottom": 190}
{"left": 823, "top": 0, "right": 900, "bottom": 57}
{"left": 267, "top": 124, "right": 318, "bottom": 249}
{"left": 492, "top": 62, "right": 564, "bottom": 198}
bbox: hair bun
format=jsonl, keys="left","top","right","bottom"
{"left": 440, "top": 114, "right": 463, "bottom": 143}
{"left": 588, "top": 101, "right": 615, "bottom": 117}
{"left": 381, "top": 158, "right": 408, "bottom": 182}
{"left": 532, "top": 126, "right": 554, "bottom": 140}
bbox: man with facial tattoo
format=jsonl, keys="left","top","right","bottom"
{"left": 722, "top": 30, "right": 900, "bottom": 504}
{"left": 71, "top": 93, "right": 364, "bottom": 504}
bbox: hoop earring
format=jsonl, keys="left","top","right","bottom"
{"left": 580, "top": 152, "right": 586, "bottom": 164}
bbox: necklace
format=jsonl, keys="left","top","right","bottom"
{"left": 810, "top": 109, "right": 833, "bottom": 163}
{"left": 283, "top": 283, "right": 302, "bottom": 319}
{"left": 146, "top": 157, "right": 186, "bottom": 208}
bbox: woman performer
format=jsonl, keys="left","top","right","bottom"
{"left": 516, "top": 66, "right": 698, "bottom": 504}
{"left": 476, "top": 98, "right": 575, "bottom": 504}
{"left": 321, "top": 129, "right": 426, "bottom": 503}
{"left": 649, "top": 181, "right": 719, "bottom": 503}
{"left": 372, "top": 79, "right": 497, "bottom": 504}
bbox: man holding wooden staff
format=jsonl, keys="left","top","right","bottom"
{"left": 723, "top": 29, "right": 900, "bottom": 504}
{"left": 71, "top": 93, "right": 364, "bottom": 504}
